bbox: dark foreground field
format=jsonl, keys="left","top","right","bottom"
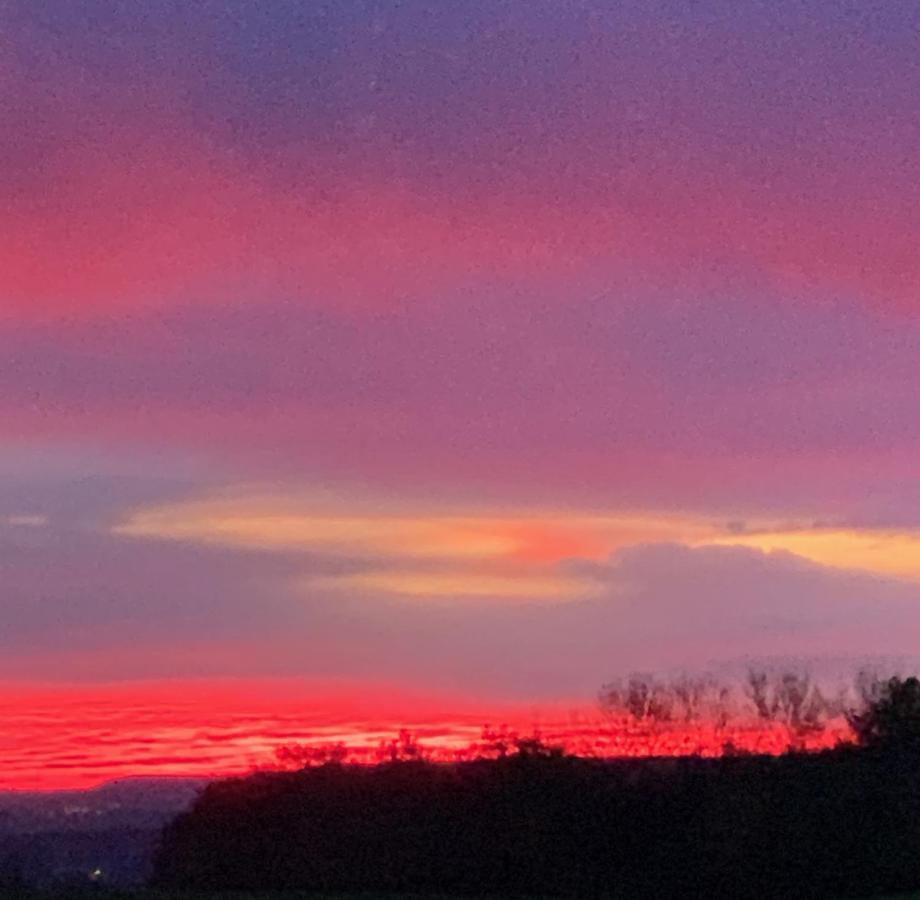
{"left": 0, "top": 893, "right": 559, "bottom": 900}
{"left": 147, "top": 745, "right": 920, "bottom": 900}
{"left": 6, "top": 745, "right": 920, "bottom": 899}
{"left": 2, "top": 891, "right": 920, "bottom": 900}
{"left": 0, "top": 894, "right": 541, "bottom": 899}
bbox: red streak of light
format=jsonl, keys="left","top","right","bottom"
{"left": 0, "top": 680, "right": 853, "bottom": 792}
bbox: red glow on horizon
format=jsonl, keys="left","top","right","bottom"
{"left": 0, "top": 680, "right": 853, "bottom": 792}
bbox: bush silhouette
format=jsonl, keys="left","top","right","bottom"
{"left": 849, "top": 675, "right": 920, "bottom": 750}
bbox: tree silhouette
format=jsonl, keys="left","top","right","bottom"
{"left": 599, "top": 673, "right": 675, "bottom": 723}
{"left": 480, "top": 724, "right": 517, "bottom": 758}
{"left": 276, "top": 741, "right": 348, "bottom": 768}
{"left": 745, "top": 669, "right": 830, "bottom": 738}
{"left": 154, "top": 722, "right": 920, "bottom": 898}
{"left": 601, "top": 673, "right": 735, "bottom": 729}
{"left": 849, "top": 675, "right": 920, "bottom": 750}
{"left": 377, "top": 728, "right": 427, "bottom": 762}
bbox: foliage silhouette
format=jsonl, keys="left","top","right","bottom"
{"left": 849, "top": 675, "right": 920, "bottom": 750}
{"left": 153, "top": 745, "right": 920, "bottom": 897}
{"left": 151, "top": 673, "right": 920, "bottom": 898}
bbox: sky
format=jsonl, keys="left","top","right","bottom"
{"left": 3, "top": 0, "right": 920, "bottom": 784}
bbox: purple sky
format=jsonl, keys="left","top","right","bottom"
{"left": 3, "top": 0, "right": 920, "bottom": 701}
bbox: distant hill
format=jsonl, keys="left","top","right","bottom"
{"left": 0, "top": 777, "right": 204, "bottom": 888}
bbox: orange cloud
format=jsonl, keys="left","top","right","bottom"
{"left": 707, "top": 527, "right": 920, "bottom": 581}
{"left": 114, "top": 488, "right": 920, "bottom": 593}
{"left": 113, "top": 489, "right": 723, "bottom": 602}
{"left": 114, "top": 490, "right": 717, "bottom": 560}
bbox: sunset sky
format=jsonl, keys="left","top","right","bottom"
{"left": 3, "top": 1, "right": 920, "bottom": 786}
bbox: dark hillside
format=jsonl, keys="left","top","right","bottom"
{"left": 153, "top": 747, "right": 920, "bottom": 898}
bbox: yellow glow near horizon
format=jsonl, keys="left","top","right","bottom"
{"left": 113, "top": 493, "right": 722, "bottom": 602}
{"left": 114, "top": 495, "right": 720, "bottom": 564}
{"left": 708, "top": 528, "right": 920, "bottom": 581}
{"left": 113, "top": 490, "right": 920, "bottom": 596}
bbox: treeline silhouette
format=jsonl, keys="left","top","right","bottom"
{"left": 599, "top": 669, "right": 842, "bottom": 734}
{"left": 152, "top": 674, "right": 920, "bottom": 898}
{"left": 272, "top": 669, "right": 855, "bottom": 771}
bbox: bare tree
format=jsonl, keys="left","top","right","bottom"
{"left": 600, "top": 668, "right": 837, "bottom": 739}
{"left": 672, "top": 674, "right": 714, "bottom": 723}
{"left": 745, "top": 669, "right": 830, "bottom": 737}
{"left": 853, "top": 668, "right": 886, "bottom": 708}
{"left": 710, "top": 684, "right": 734, "bottom": 729}
{"left": 775, "top": 672, "right": 812, "bottom": 731}
{"left": 600, "top": 674, "right": 677, "bottom": 724}
{"left": 746, "top": 670, "right": 778, "bottom": 722}
{"left": 598, "top": 680, "right": 626, "bottom": 718}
